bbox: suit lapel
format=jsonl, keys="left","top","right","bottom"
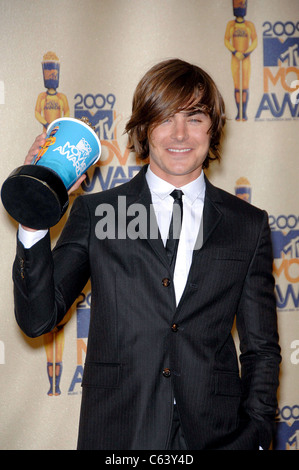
{"left": 125, "top": 167, "right": 223, "bottom": 268}
{"left": 191, "top": 176, "right": 223, "bottom": 255}
{"left": 125, "top": 165, "right": 170, "bottom": 269}
{"left": 201, "top": 176, "right": 223, "bottom": 248}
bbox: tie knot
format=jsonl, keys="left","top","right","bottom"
{"left": 170, "top": 189, "right": 183, "bottom": 201}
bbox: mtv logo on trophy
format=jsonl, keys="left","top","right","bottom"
{"left": 1, "top": 117, "right": 101, "bottom": 229}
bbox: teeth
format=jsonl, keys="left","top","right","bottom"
{"left": 168, "top": 148, "right": 191, "bottom": 153}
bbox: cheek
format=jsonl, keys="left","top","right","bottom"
{"left": 200, "top": 128, "right": 212, "bottom": 147}
{"left": 150, "top": 128, "right": 166, "bottom": 147}
{"left": 148, "top": 132, "right": 160, "bottom": 153}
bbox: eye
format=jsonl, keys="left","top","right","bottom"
{"left": 159, "top": 116, "right": 172, "bottom": 126}
{"left": 160, "top": 116, "right": 173, "bottom": 125}
{"left": 188, "top": 116, "right": 202, "bottom": 123}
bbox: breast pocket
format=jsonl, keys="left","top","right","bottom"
{"left": 212, "top": 248, "right": 251, "bottom": 262}
{"left": 194, "top": 248, "right": 251, "bottom": 299}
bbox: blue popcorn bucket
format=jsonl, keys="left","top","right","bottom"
{"left": 1, "top": 117, "right": 101, "bottom": 229}
{"left": 33, "top": 117, "right": 101, "bottom": 190}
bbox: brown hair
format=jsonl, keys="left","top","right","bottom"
{"left": 125, "top": 58, "right": 226, "bottom": 168}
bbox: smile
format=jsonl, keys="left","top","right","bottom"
{"left": 167, "top": 148, "right": 191, "bottom": 153}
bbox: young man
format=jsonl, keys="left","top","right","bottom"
{"left": 13, "top": 59, "right": 280, "bottom": 450}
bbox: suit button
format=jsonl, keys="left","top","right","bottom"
{"left": 162, "top": 278, "right": 170, "bottom": 287}
{"left": 163, "top": 368, "right": 171, "bottom": 378}
{"left": 171, "top": 324, "right": 178, "bottom": 332}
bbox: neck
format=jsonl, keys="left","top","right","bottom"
{"left": 149, "top": 165, "right": 203, "bottom": 187}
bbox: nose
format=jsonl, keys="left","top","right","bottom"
{"left": 171, "top": 116, "right": 188, "bottom": 141}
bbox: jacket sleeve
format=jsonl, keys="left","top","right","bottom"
{"left": 13, "top": 196, "right": 91, "bottom": 338}
{"left": 236, "top": 210, "right": 281, "bottom": 449}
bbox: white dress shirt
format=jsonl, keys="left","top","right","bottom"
{"left": 145, "top": 166, "right": 205, "bottom": 305}
{"left": 18, "top": 226, "right": 48, "bottom": 248}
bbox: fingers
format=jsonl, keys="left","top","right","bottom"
{"left": 24, "top": 133, "right": 86, "bottom": 194}
{"left": 24, "top": 133, "right": 47, "bottom": 165}
{"left": 67, "top": 174, "right": 87, "bottom": 195}
{"left": 235, "top": 51, "right": 245, "bottom": 61}
{"left": 20, "top": 225, "right": 38, "bottom": 232}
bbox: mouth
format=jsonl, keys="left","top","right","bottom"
{"left": 167, "top": 148, "right": 192, "bottom": 153}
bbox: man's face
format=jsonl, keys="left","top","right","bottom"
{"left": 148, "top": 111, "right": 212, "bottom": 186}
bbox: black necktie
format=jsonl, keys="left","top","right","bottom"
{"left": 165, "top": 189, "right": 183, "bottom": 273}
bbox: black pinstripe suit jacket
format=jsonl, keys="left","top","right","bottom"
{"left": 13, "top": 165, "right": 281, "bottom": 450}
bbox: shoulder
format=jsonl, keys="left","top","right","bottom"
{"left": 245, "top": 20, "right": 257, "bottom": 30}
{"left": 37, "top": 92, "right": 47, "bottom": 99}
{"left": 205, "top": 178, "right": 266, "bottom": 220}
{"left": 226, "top": 19, "right": 236, "bottom": 29}
{"left": 57, "top": 92, "right": 68, "bottom": 99}
{"left": 73, "top": 165, "right": 146, "bottom": 208}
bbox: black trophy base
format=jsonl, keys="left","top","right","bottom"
{"left": 1, "top": 165, "right": 69, "bottom": 229}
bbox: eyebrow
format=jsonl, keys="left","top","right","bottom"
{"left": 180, "top": 101, "right": 211, "bottom": 115}
{"left": 185, "top": 109, "right": 204, "bottom": 115}
{"left": 182, "top": 109, "right": 207, "bottom": 117}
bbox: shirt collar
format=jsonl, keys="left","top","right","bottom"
{"left": 146, "top": 165, "right": 206, "bottom": 204}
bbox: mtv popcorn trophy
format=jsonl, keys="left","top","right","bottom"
{"left": 224, "top": 0, "right": 257, "bottom": 121}
{"left": 1, "top": 117, "right": 101, "bottom": 229}
{"left": 35, "top": 51, "right": 70, "bottom": 132}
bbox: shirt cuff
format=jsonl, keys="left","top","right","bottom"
{"left": 18, "top": 224, "right": 48, "bottom": 249}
